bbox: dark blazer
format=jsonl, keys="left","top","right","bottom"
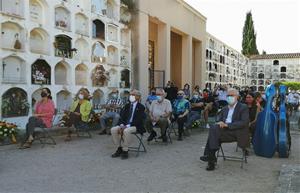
{"left": 119, "top": 102, "right": 146, "bottom": 134}
{"left": 218, "top": 102, "right": 250, "bottom": 148}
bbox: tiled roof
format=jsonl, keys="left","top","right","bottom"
{"left": 250, "top": 53, "right": 300, "bottom": 59}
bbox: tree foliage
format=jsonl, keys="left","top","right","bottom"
{"left": 242, "top": 11, "right": 259, "bottom": 56}
{"left": 275, "top": 81, "right": 300, "bottom": 91}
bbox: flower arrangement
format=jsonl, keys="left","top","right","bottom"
{"left": 0, "top": 121, "right": 18, "bottom": 144}
{"left": 33, "top": 70, "right": 45, "bottom": 81}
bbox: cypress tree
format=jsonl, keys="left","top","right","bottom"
{"left": 242, "top": 11, "right": 259, "bottom": 56}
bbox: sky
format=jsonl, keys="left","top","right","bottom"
{"left": 184, "top": 0, "right": 300, "bottom": 54}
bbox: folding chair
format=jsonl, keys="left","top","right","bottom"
{"left": 34, "top": 109, "right": 58, "bottom": 146}
{"left": 217, "top": 142, "right": 248, "bottom": 168}
{"left": 128, "top": 132, "right": 147, "bottom": 157}
{"left": 75, "top": 111, "right": 94, "bottom": 138}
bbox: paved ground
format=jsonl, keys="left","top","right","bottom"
{"left": 0, "top": 122, "right": 299, "bottom": 193}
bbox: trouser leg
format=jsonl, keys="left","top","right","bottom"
{"left": 111, "top": 126, "right": 121, "bottom": 148}
{"left": 122, "top": 126, "right": 137, "bottom": 151}
{"left": 157, "top": 118, "right": 168, "bottom": 136}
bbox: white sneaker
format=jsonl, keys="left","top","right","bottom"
{"left": 206, "top": 123, "right": 210, "bottom": 129}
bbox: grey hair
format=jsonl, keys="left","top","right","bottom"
{"left": 227, "top": 88, "right": 239, "bottom": 96}
{"left": 130, "top": 89, "right": 141, "bottom": 96}
{"left": 156, "top": 88, "right": 167, "bottom": 97}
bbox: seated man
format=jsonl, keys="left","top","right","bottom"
{"left": 65, "top": 89, "right": 92, "bottom": 141}
{"left": 200, "top": 88, "right": 249, "bottom": 171}
{"left": 185, "top": 90, "right": 203, "bottom": 131}
{"left": 201, "top": 89, "right": 217, "bottom": 129}
{"left": 111, "top": 90, "right": 146, "bottom": 159}
{"left": 172, "top": 90, "right": 190, "bottom": 141}
{"left": 99, "top": 89, "right": 124, "bottom": 135}
{"left": 146, "top": 88, "right": 172, "bottom": 142}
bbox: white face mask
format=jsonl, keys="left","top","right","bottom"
{"left": 78, "top": 94, "right": 84, "bottom": 100}
{"left": 193, "top": 95, "right": 199, "bottom": 98}
{"left": 129, "top": 95, "right": 136, "bottom": 103}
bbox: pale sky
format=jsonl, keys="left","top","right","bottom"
{"left": 184, "top": 0, "right": 300, "bottom": 54}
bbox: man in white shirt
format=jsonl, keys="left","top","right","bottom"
{"left": 200, "top": 88, "right": 249, "bottom": 171}
{"left": 287, "top": 90, "right": 299, "bottom": 113}
{"left": 145, "top": 88, "right": 172, "bottom": 143}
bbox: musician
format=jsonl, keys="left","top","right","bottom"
{"left": 111, "top": 90, "right": 146, "bottom": 159}
{"left": 200, "top": 88, "right": 249, "bottom": 171}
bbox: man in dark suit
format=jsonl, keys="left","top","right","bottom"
{"left": 200, "top": 88, "right": 249, "bottom": 171}
{"left": 111, "top": 90, "right": 146, "bottom": 159}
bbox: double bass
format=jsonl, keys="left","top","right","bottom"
{"left": 278, "top": 85, "right": 290, "bottom": 158}
{"left": 253, "top": 84, "right": 277, "bottom": 158}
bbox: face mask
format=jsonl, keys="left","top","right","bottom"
{"left": 129, "top": 95, "right": 136, "bottom": 103}
{"left": 78, "top": 94, "right": 84, "bottom": 100}
{"left": 41, "top": 92, "right": 47, "bottom": 98}
{"left": 157, "top": 96, "right": 164, "bottom": 102}
{"left": 177, "top": 95, "right": 183, "bottom": 100}
{"left": 193, "top": 95, "right": 199, "bottom": 99}
{"left": 227, "top": 96, "right": 236, "bottom": 106}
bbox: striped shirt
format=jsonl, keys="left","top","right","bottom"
{"left": 106, "top": 98, "right": 124, "bottom": 113}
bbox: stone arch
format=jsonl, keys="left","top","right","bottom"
{"left": 121, "top": 28, "right": 130, "bottom": 46}
{"left": 55, "top": 61, "right": 70, "bottom": 85}
{"left": 56, "top": 90, "right": 72, "bottom": 112}
{"left": 280, "top": 66, "right": 287, "bottom": 72}
{"left": 120, "top": 49, "right": 129, "bottom": 66}
{"left": 2, "top": 87, "right": 29, "bottom": 118}
{"left": 74, "top": 38, "right": 89, "bottom": 61}
{"left": 107, "top": 45, "right": 119, "bottom": 65}
{"left": 107, "top": 23, "right": 118, "bottom": 42}
{"left": 54, "top": 34, "right": 73, "bottom": 58}
{"left": 75, "top": 63, "right": 88, "bottom": 85}
{"left": 30, "top": 27, "right": 50, "bottom": 55}
{"left": 2, "top": 55, "right": 26, "bottom": 83}
{"left": 1, "top": 21, "right": 25, "bottom": 50}
{"left": 75, "top": 13, "right": 89, "bottom": 36}
{"left": 273, "top": 60, "right": 279, "bottom": 65}
{"left": 120, "top": 69, "right": 130, "bottom": 88}
{"left": 108, "top": 68, "right": 118, "bottom": 87}
{"left": 31, "top": 59, "right": 51, "bottom": 85}
{"left": 55, "top": 6, "right": 71, "bottom": 30}
{"left": 92, "top": 19, "right": 105, "bottom": 39}
{"left": 91, "top": 41, "right": 105, "bottom": 63}
{"left": 30, "top": 0, "right": 48, "bottom": 24}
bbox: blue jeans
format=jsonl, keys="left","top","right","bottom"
{"left": 99, "top": 111, "right": 120, "bottom": 133}
{"left": 186, "top": 111, "right": 201, "bottom": 129}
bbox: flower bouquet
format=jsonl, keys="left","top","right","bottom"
{"left": 0, "top": 121, "right": 18, "bottom": 144}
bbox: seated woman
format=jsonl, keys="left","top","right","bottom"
{"left": 20, "top": 88, "right": 55, "bottom": 149}
{"left": 245, "top": 92, "right": 262, "bottom": 140}
{"left": 65, "top": 89, "right": 92, "bottom": 141}
{"left": 172, "top": 90, "right": 190, "bottom": 141}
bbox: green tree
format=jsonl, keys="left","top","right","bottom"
{"left": 242, "top": 11, "right": 259, "bottom": 56}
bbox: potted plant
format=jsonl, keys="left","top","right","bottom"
{"left": 0, "top": 121, "right": 18, "bottom": 145}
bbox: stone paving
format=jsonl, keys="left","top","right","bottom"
{"left": 0, "top": 124, "right": 299, "bottom": 193}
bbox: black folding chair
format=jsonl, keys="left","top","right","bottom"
{"left": 34, "top": 109, "right": 58, "bottom": 147}
{"left": 217, "top": 142, "right": 248, "bottom": 168}
{"left": 128, "top": 132, "right": 147, "bottom": 157}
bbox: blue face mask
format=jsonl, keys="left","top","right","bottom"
{"left": 177, "top": 95, "right": 183, "bottom": 100}
{"left": 227, "top": 96, "right": 236, "bottom": 105}
{"left": 156, "top": 96, "right": 162, "bottom": 101}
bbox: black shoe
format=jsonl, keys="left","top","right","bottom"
{"left": 200, "top": 155, "right": 217, "bottom": 163}
{"left": 200, "top": 155, "right": 209, "bottom": 162}
{"left": 111, "top": 147, "right": 123, "bottom": 158}
{"left": 206, "top": 162, "right": 215, "bottom": 171}
{"left": 245, "top": 150, "right": 249, "bottom": 156}
{"left": 121, "top": 151, "right": 128, "bottom": 159}
{"left": 177, "top": 136, "right": 183, "bottom": 141}
{"left": 98, "top": 130, "right": 106, "bottom": 135}
{"left": 147, "top": 131, "right": 157, "bottom": 142}
{"left": 162, "top": 135, "right": 168, "bottom": 143}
